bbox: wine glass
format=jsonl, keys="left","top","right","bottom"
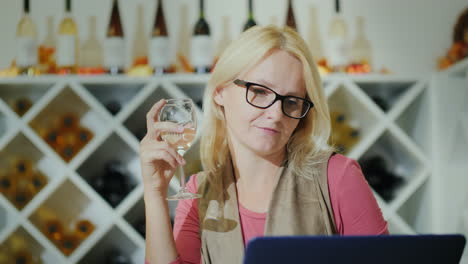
{"left": 158, "top": 98, "right": 201, "bottom": 200}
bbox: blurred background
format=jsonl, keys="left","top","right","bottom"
{"left": 0, "top": 0, "right": 467, "bottom": 263}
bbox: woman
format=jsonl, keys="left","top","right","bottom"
{"left": 140, "top": 25, "right": 388, "bottom": 264}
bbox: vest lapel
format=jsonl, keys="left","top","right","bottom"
{"left": 198, "top": 158, "right": 244, "bottom": 264}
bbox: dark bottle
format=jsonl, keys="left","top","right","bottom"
{"left": 360, "top": 155, "right": 404, "bottom": 201}
{"left": 105, "top": 100, "right": 122, "bottom": 115}
{"left": 191, "top": 0, "right": 213, "bottom": 74}
{"left": 76, "top": 127, "right": 93, "bottom": 149}
{"left": 42, "top": 128, "right": 60, "bottom": 149}
{"left": 371, "top": 95, "right": 389, "bottom": 112}
{"left": 135, "top": 128, "right": 146, "bottom": 141}
{"left": 243, "top": 0, "right": 257, "bottom": 31}
{"left": 100, "top": 160, "right": 133, "bottom": 207}
{"left": 58, "top": 112, "right": 79, "bottom": 131}
{"left": 149, "top": 0, "right": 171, "bottom": 75}
{"left": 105, "top": 248, "right": 132, "bottom": 264}
{"left": 105, "top": 0, "right": 125, "bottom": 75}
{"left": 30, "top": 171, "right": 48, "bottom": 193}
{"left": 11, "top": 178, "right": 35, "bottom": 209}
{"left": 12, "top": 158, "right": 33, "bottom": 178}
{"left": 43, "top": 219, "right": 65, "bottom": 243}
{"left": 12, "top": 250, "right": 33, "bottom": 264}
{"left": 11, "top": 97, "right": 33, "bottom": 117}
{"left": 58, "top": 234, "right": 80, "bottom": 256}
{"left": 58, "top": 143, "right": 77, "bottom": 162}
{"left": 75, "top": 219, "right": 95, "bottom": 240}
{"left": 135, "top": 218, "right": 146, "bottom": 237}
{"left": 286, "top": 0, "right": 297, "bottom": 31}
{"left": 0, "top": 174, "right": 15, "bottom": 197}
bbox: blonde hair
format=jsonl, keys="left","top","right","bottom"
{"left": 200, "top": 25, "right": 334, "bottom": 178}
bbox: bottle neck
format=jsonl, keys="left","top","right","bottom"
{"left": 24, "top": 0, "right": 30, "bottom": 14}
{"left": 335, "top": 0, "right": 341, "bottom": 14}
{"left": 248, "top": 0, "right": 254, "bottom": 19}
{"left": 65, "top": 0, "right": 71, "bottom": 13}
{"left": 199, "top": 0, "right": 204, "bottom": 19}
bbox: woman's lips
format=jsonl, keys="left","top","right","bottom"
{"left": 256, "top": 126, "right": 279, "bottom": 135}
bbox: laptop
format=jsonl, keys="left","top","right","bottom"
{"left": 243, "top": 234, "right": 466, "bottom": 264}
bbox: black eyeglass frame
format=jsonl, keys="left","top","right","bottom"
{"left": 233, "top": 79, "right": 314, "bottom": 119}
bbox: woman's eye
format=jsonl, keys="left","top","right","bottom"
{"left": 285, "top": 99, "right": 298, "bottom": 106}
{"left": 252, "top": 87, "right": 268, "bottom": 95}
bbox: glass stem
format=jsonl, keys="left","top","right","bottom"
{"left": 177, "top": 150, "right": 186, "bottom": 191}
{"left": 179, "top": 166, "right": 186, "bottom": 190}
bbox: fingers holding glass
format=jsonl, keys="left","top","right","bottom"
{"left": 158, "top": 99, "right": 201, "bottom": 200}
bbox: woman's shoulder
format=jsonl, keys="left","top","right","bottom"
{"left": 328, "top": 153, "right": 363, "bottom": 184}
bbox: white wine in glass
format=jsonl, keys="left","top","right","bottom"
{"left": 159, "top": 99, "right": 201, "bottom": 200}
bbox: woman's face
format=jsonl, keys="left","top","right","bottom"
{"left": 215, "top": 49, "right": 307, "bottom": 158}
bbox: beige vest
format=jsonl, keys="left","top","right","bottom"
{"left": 196, "top": 153, "right": 336, "bottom": 264}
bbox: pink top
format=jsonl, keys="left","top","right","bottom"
{"left": 161, "top": 154, "right": 389, "bottom": 264}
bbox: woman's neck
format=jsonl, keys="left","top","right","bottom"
{"left": 227, "top": 136, "right": 286, "bottom": 191}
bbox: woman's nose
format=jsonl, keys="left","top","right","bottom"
{"left": 265, "top": 100, "right": 284, "bottom": 120}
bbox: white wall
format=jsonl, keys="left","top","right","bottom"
{"left": 0, "top": 0, "right": 467, "bottom": 74}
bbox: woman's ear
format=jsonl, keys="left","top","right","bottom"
{"left": 213, "top": 86, "right": 225, "bottom": 106}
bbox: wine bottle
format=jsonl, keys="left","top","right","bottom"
{"left": 132, "top": 4, "right": 148, "bottom": 66}
{"left": 105, "top": 248, "right": 132, "bottom": 264}
{"left": 285, "top": 0, "right": 297, "bottom": 31}
{"left": 327, "top": 0, "right": 349, "bottom": 71}
{"left": 76, "top": 127, "right": 93, "bottom": 149}
{"left": 149, "top": 0, "right": 171, "bottom": 75}
{"left": 12, "top": 250, "right": 33, "bottom": 264}
{"left": 30, "top": 171, "right": 48, "bottom": 193}
{"left": 11, "top": 158, "right": 32, "bottom": 177}
{"left": 81, "top": 16, "right": 104, "bottom": 69}
{"left": 11, "top": 97, "right": 32, "bottom": 117}
{"left": 0, "top": 174, "right": 15, "bottom": 197}
{"left": 100, "top": 160, "right": 132, "bottom": 207}
{"left": 191, "top": 0, "right": 213, "bottom": 74}
{"left": 42, "top": 128, "right": 60, "bottom": 149}
{"left": 105, "top": 0, "right": 125, "bottom": 74}
{"left": 16, "top": 0, "right": 38, "bottom": 75}
{"left": 105, "top": 100, "right": 122, "bottom": 115}
{"left": 58, "top": 112, "right": 79, "bottom": 130}
{"left": 39, "top": 16, "right": 56, "bottom": 74}
{"left": 11, "top": 179, "right": 34, "bottom": 209}
{"left": 243, "top": 0, "right": 257, "bottom": 31}
{"left": 135, "top": 218, "right": 146, "bottom": 237}
{"left": 57, "top": 0, "right": 79, "bottom": 74}
{"left": 75, "top": 219, "right": 95, "bottom": 240}
{"left": 350, "top": 16, "right": 372, "bottom": 66}
{"left": 58, "top": 234, "right": 79, "bottom": 256}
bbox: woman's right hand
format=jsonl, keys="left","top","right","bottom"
{"left": 139, "top": 99, "right": 186, "bottom": 195}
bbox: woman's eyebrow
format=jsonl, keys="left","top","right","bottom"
{"left": 254, "top": 78, "right": 305, "bottom": 97}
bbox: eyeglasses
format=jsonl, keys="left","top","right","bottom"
{"left": 233, "top": 79, "right": 314, "bottom": 119}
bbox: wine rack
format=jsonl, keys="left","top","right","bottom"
{"left": 0, "top": 59, "right": 467, "bottom": 263}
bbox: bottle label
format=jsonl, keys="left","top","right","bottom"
{"left": 149, "top": 37, "right": 171, "bottom": 68}
{"left": 191, "top": 36, "right": 213, "bottom": 67}
{"left": 328, "top": 36, "right": 348, "bottom": 67}
{"left": 16, "top": 37, "right": 37, "bottom": 67}
{"left": 104, "top": 37, "right": 125, "bottom": 68}
{"left": 57, "top": 35, "right": 76, "bottom": 66}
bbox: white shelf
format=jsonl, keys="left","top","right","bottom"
{"left": 0, "top": 69, "right": 456, "bottom": 262}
